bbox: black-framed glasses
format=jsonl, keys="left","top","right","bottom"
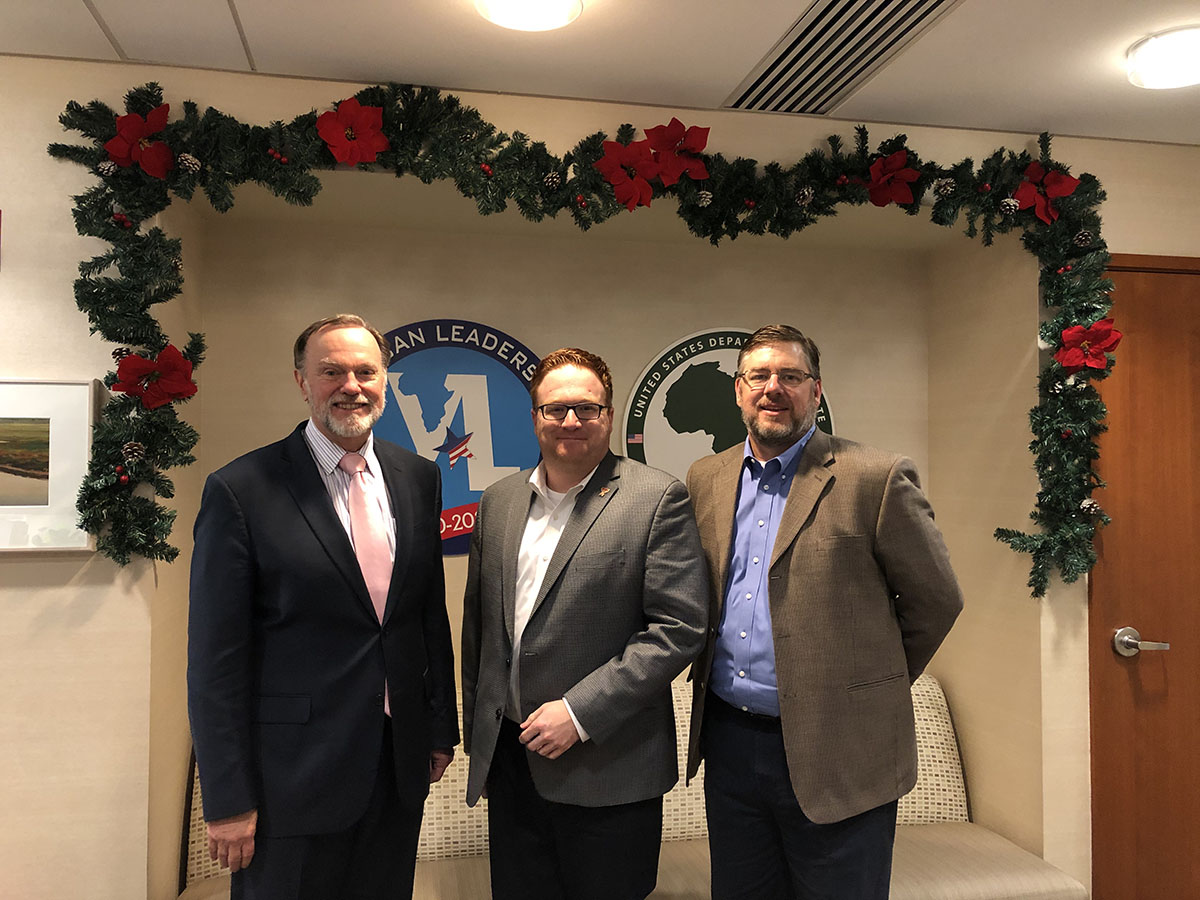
{"left": 536, "top": 403, "right": 608, "bottom": 421}
{"left": 737, "top": 369, "right": 816, "bottom": 390}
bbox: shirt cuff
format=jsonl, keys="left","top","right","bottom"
{"left": 562, "top": 696, "right": 590, "bottom": 742}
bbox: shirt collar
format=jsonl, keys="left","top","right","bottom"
{"left": 304, "top": 418, "right": 380, "bottom": 475}
{"left": 742, "top": 423, "right": 817, "bottom": 477}
{"left": 529, "top": 461, "right": 600, "bottom": 504}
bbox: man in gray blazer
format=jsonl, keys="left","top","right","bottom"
{"left": 462, "top": 347, "right": 708, "bottom": 900}
{"left": 686, "top": 324, "right": 963, "bottom": 900}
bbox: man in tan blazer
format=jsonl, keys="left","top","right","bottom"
{"left": 686, "top": 324, "right": 962, "bottom": 900}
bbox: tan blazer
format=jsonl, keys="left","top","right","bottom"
{"left": 685, "top": 431, "right": 962, "bottom": 824}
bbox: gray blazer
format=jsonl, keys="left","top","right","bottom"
{"left": 462, "top": 452, "right": 708, "bottom": 808}
{"left": 686, "top": 432, "right": 963, "bottom": 824}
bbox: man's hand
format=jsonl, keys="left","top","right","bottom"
{"left": 519, "top": 700, "right": 580, "bottom": 759}
{"left": 430, "top": 747, "right": 455, "bottom": 783}
{"left": 207, "top": 808, "right": 257, "bottom": 873}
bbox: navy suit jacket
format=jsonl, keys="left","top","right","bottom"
{"left": 187, "top": 423, "right": 458, "bottom": 837}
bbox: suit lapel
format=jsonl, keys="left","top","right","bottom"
{"left": 709, "top": 448, "right": 744, "bottom": 597}
{"left": 281, "top": 425, "right": 376, "bottom": 621}
{"left": 531, "top": 452, "right": 621, "bottom": 616}
{"left": 375, "top": 441, "right": 413, "bottom": 626}
{"left": 770, "top": 430, "right": 835, "bottom": 568}
{"left": 501, "top": 477, "right": 534, "bottom": 642}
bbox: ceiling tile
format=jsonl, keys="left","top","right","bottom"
{"left": 0, "top": 1, "right": 117, "bottom": 59}
{"left": 90, "top": 0, "right": 250, "bottom": 70}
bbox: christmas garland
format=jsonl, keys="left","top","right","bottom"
{"left": 47, "top": 82, "right": 1116, "bottom": 594}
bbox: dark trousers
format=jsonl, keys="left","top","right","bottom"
{"left": 486, "top": 716, "right": 663, "bottom": 900}
{"left": 702, "top": 695, "right": 898, "bottom": 900}
{"left": 232, "top": 721, "right": 424, "bottom": 900}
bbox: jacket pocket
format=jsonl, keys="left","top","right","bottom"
{"left": 846, "top": 672, "right": 905, "bottom": 693}
{"left": 254, "top": 694, "right": 311, "bottom": 723}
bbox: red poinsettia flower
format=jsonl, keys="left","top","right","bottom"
{"left": 1054, "top": 318, "right": 1122, "bottom": 374}
{"left": 866, "top": 149, "right": 920, "bottom": 207}
{"left": 645, "top": 117, "right": 710, "bottom": 187}
{"left": 316, "top": 98, "right": 390, "bottom": 165}
{"left": 112, "top": 344, "right": 198, "bottom": 409}
{"left": 104, "top": 104, "right": 174, "bottom": 179}
{"left": 1013, "top": 162, "right": 1081, "bottom": 225}
{"left": 593, "top": 140, "right": 660, "bottom": 211}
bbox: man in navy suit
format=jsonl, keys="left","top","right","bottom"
{"left": 188, "top": 314, "right": 458, "bottom": 900}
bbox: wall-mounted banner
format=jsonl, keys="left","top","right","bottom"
{"left": 376, "top": 319, "right": 540, "bottom": 555}
{"left": 624, "top": 328, "right": 833, "bottom": 483}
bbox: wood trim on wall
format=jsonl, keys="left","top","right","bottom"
{"left": 1107, "top": 254, "right": 1200, "bottom": 275}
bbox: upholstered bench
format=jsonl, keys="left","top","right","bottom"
{"left": 180, "top": 676, "right": 1088, "bottom": 899}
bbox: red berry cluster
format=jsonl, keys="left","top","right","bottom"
{"left": 575, "top": 194, "right": 587, "bottom": 209}
{"left": 115, "top": 464, "right": 130, "bottom": 485}
{"left": 836, "top": 175, "right": 849, "bottom": 186}
{"left": 744, "top": 199, "right": 756, "bottom": 209}
{"left": 978, "top": 182, "right": 992, "bottom": 193}
{"left": 111, "top": 212, "right": 133, "bottom": 229}
{"left": 1056, "top": 264, "right": 1074, "bottom": 274}
{"left": 267, "top": 148, "right": 289, "bottom": 164}
{"left": 480, "top": 163, "right": 493, "bottom": 176}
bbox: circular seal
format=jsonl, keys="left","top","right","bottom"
{"left": 623, "top": 328, "right": 833, "bottom": 482}
{"left": 374, "top": 319, "right": 541, "bottom": 555}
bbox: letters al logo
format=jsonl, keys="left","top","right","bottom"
{"left": 624, "top": 328, "right": 833, "bottom": 483}
{"left": 375, "top": 319, "right": 541, "bottom": 555}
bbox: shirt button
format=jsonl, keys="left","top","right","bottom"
{"left": 738, "top": 670, "right": 746, "bottom": 678}
{"left": 745, "top": 593, "right": 752, "bottom": 600}
{"left": 752, "top": 556, "right": 759, "bottom": 564}
{"left": 740, "top": 631, "right": 747, "bottom": 638}
{"left": 758, "top": 520, "right": 765, "bottom": 527}
{"left": 763, "top": 484, "right": 770, "bottom": 492}
{"left": 741, "top": 705, "right": 749, "bottom": 712}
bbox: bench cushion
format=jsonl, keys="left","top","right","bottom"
{"left": 891, "top": 823, "right": 1088, "bottom": 900}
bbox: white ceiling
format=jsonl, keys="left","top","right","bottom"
{"left": 4, "top": 0, "right": 1199, "bottom": 145}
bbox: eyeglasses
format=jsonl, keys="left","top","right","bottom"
{"left": 536, "top": 403, "right": 608, "bottom": 421}
{"left": 737, "top": 369, "right": 816, "bottom": 390}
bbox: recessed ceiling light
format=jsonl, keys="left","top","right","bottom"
{"left": 475, "top": 0, "right": 583, "bottom": 32}
{"left": 1127, "top": 25, "right": 1200, "bottom": 89}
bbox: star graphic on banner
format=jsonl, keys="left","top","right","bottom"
{"left": 433, "top": 427, "right": 475, "bottom": 469}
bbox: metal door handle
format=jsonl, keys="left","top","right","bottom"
{"left": 1113, "top": 626, "right": 1170, "bottom": 657}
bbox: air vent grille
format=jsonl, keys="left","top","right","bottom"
{"left": 727, "top": 0, "right": 965, "bottom": 115}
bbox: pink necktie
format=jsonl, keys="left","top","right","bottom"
{"left": 338, "top": 452, "right": 392, "bottom": 714}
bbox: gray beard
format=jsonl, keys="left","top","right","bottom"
{"left": 314, "top": 397, "right": 384, "bottom": 439}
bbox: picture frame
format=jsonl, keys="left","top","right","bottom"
{"left": 0, "top": 379, "right": 99, "bottom": 551}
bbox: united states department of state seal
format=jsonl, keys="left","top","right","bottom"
{"left": 373, "top": 319, "right": 541, "bottom": 555}
{"left": 623, "top": 328, "right": 833, "bottom": 483}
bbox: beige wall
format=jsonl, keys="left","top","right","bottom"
{"left": 2, "top": 53, "right": 1199, "bottom": 899}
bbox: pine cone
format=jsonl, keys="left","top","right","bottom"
{"left": 177, "top": 153, "right": 202, "bottom": 174}
{"left": 112, "top": 347, "right": 133, "bottom": 362}
{"left": 1073, "top": 230, "right": 1094, "bottom": 247}
{"left": 122, "top": 441, "right": 147, "bottom": 462}
{"left": 171, "top": 256, "right": 183, "bottom": 273}
{"left": 97, "top": 160, "right": 118, "bottom": 177}
{"left": 1000, "top": 198, "right": 1020, "bottom": 216}
{"left": 543, "top": 172, "right": 562, "bottom": 191}
{"left": 697, "top": 190, "right": 713, "bottom": 208}
{"left": 794, "top": 185, "right": 814, "bottom": 208}
{"left": 934, "top": 178, "right": 956, "bottom": 199}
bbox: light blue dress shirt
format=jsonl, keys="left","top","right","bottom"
{"left": 710, "top": 424, "right": 817, "bottom": 715}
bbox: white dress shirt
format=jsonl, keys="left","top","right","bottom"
{"left": 303, "top": 419, "right": 396, "bottom": 557}
{"left": 508, "top": 462, "right": 599, "bottom": 740}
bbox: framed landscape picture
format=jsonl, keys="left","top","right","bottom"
{"left": 0, "top": 380, "right": 97, "bottom": 551}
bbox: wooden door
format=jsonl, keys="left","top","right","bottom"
{"left": 1090, "top": 255, "right": 1200, "bottom": 899}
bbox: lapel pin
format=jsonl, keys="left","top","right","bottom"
{"left": 599, "top": 487, "right": 610, "bottom": 497}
